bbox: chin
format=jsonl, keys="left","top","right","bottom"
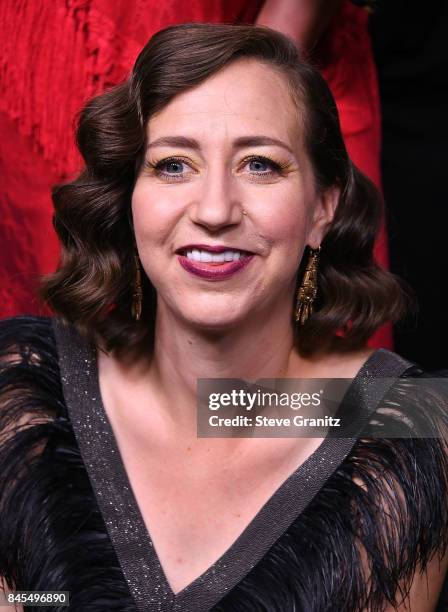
{"left": 179, "top": 306, "right": 247, "bottom": 333}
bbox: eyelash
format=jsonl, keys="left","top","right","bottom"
{"left": 144, "top": 155, "right": 286, "bottom": 182}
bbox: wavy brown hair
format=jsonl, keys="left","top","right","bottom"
{"left": 40, "top": 22, "right": 410, "bottom": 359}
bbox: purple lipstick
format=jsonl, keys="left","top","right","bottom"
{"left": 176, "top": 244, "right": 254, "bottom": 281}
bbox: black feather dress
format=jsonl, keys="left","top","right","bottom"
{"left": 0, "top": 316, "right": 447, "bottom": 611}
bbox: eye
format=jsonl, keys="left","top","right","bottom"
{"left": 145, "top": 157, "right": 195, "bottom": 181}
{"left": 248, "top": 159, "right": 270, "bottom": 172}
{"left": 241, "top": 155, "right": 284, "bottom": 178}
{"left": 161, "top": 160, "right": 186, "bottom": 174}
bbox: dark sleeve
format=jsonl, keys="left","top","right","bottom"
{"left": 213, "top": 368, "right": 448, "bottom": 612}
{"left": 0, "top": 316, "right": 136, "bottom": 611}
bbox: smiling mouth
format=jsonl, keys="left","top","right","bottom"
{"left": 176, "top": 247, "right": 254, "bottom": 280}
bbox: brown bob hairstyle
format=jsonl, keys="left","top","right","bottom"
{"left": 40, "top": 22, "right": 409, "bottom": 359}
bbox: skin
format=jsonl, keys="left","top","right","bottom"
{"left": 256, "top": 0, "right": 343, "bottom": 52}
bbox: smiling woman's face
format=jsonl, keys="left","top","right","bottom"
{"left": 131, "top": 58, "right": 337, "bottom": 331}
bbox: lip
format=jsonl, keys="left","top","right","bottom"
{"left": 175, "top": 244, "right": 253, "bottom": 255}
{"left": 177, "top": 252, "right": 254, "bottom": 280}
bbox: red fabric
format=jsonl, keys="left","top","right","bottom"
{"left": 0, "top": 0, "right": 391, "bottom": 348}
{"left": 319, "top": 1, "right": 391, "bottom": 348}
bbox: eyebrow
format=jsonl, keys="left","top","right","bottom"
{"left": 146, "top": 135, "right": 294, "bottom": 154}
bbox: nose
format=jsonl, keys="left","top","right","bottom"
{"left": 188, "top": 167, "right": 244, "bottom": 231}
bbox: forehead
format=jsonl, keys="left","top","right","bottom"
{"left": 146, "top": 59, "right": 304, "bottom": 148}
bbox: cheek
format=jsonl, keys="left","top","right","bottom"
{"left": 131, "top": 181, "right": 178, "bottom": 246}
{"left": 252, "top": 185, "right": 311, "bottom": 250}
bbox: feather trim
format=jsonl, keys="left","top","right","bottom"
{"left": 213, "top": 371, "right": 448, "bottom": 611}
{"left": 0, "top": 316, "right": 136, "bottom": 610}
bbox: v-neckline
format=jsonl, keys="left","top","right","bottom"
{"left": 52, "top": 318, "right": 414, "bottom": 612}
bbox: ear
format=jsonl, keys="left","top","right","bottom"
{"left": 307, "top": 185, "right": 340, "bottom": 249}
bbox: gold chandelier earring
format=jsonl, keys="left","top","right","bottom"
{"left": 131, "top": 251, "right": 143, "bottom": 321}
{"left": 295, "top": 246, "right": 321, "bottom": 325}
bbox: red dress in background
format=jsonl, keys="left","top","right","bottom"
{"left": 0, "top": 0, "right": 390, "bottom": 347}
{"left": 320, "top": 1, "right": 391, "bottom": 348}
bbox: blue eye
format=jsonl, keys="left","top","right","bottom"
{"left": 163, "top": 160, "right": 185, "bottom": 174}
{"left": 147, "top": 157, "right": 194, "bottom": 181}
{"left": 245, "top": 156, "right": 282, "bottom": 176}
{"left": 248, "top": 159, "right": 270, "bottom": 172}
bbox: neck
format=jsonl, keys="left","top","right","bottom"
{"left": 148, "top": 301, "right": 301, "bottom": 428}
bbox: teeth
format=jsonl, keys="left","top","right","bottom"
{"left": 185, "top": 249, "right": 243, "bottom": 262}
{"left": 200, "top": 251, "right": 213, "bottom": 262}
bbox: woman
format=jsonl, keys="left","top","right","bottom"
{"left": 0, "top": 23, "right": 447, "bottom": 612}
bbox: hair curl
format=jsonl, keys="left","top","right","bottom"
{"left": 40, "top": 22, "right": 410, "bottom": 359}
